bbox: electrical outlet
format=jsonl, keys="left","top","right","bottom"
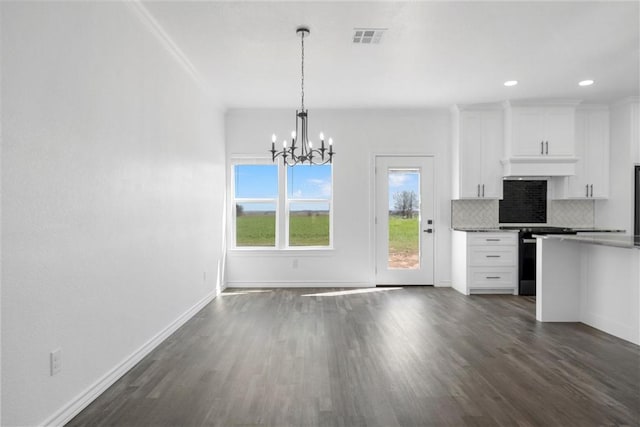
{"left": 50, "top": 348, "right": 62, "bottom": 376}
{"left": 203, "top": 271, "right": 207, "bottom": 281}
{"left": 292, "top": 259, "right": 299, "bottom": 269}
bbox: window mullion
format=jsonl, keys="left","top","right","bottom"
{"left": 279, "top": 163, "right": 288, "bottom": 249}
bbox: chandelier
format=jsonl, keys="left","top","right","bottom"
{"left": 270, "top": 27, "right": 334, "bottom": 166}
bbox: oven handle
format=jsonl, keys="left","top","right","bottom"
{"left": 522, "top": 238, "right": 537, "bottom": 243}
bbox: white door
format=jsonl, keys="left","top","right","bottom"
{"left": 375, "top": 156, "right": 435, "bottom": 285}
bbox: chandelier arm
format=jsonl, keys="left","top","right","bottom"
{"left": 304, "top": 112, "right": 309, "bottom": 157}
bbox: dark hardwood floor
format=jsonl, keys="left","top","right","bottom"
{"left": 67, "top": 287, "right": 640, "bottom": 427}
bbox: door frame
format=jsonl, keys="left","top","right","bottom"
{"left": 371, "top": 153, "right": 438, "bottom": 286}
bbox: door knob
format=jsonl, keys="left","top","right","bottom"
{"left": 423, "top": 229, "right": 433, "bottom": 233}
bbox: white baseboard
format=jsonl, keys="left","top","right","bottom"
{"left": 226, "top": 281, "right": 372, "bottom": 288}
{"left": 582, "top": 311, "right": 640, "bottom": 346}
{"left": 435, "top": 280, "right": 451, "bottom": 287}
{"left": 41, "top": 290, "right": 218, "bottom": 427}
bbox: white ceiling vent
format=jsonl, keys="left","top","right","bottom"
{"left": 353, "top": 28, "right": 386, "bottom": 44}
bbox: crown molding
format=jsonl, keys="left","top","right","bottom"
{"left": 125, "top": 1, "right": 219, "bottom": 103}
{"left": 611, "top": 96, "right": 640, "bottom": 107}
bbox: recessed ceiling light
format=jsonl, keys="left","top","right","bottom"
{"left": 504, "top": 80, "right": 518, "bottom": 87}
{"left": 579, "top": 79, "right": 594, "bottom": 86}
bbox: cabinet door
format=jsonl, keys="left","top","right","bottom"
{"left": 468, "top": 246, "right": 517, "bottom": 267}
{"left": 566, "top": 111, "right": 589, "bottom": 197}
{"left": 511, "top": 108, "right": 545, "bottom": 156}
{"left": 480, "top": 110, "right": 504, "bottom": 198}
{"left": 459, "top": 112, "right": 483, "bottom": 198}
{"left": 585, "top": 110, "right": 609, "bottom": 198}
{"left": 544, "top": 108, "right": 575, "bottom": 156}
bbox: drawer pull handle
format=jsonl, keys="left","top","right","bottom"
{"left": 486, "top": 238, "right": 500, "bottom": 241}
{"left": 486, "top": 276, "right": 501, "bottom": 279}
{"left": 486, "top": 255, "right": 501, "bottom": 258}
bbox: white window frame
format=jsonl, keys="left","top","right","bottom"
{"left": 285, "top": 165, "right": 334, "bottom": 249}
{"left": 230, "top": 158, "right": 333, "bottom": 251}
{"left": 230, "top": 159, "right": 280, "bottom": 249}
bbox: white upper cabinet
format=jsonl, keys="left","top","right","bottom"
{"left": 502, "top": 100, "right": 580, "bottom": 176}
{"left": 509, "top": 107, "right": 546, "bottom": 156}
{"left": 559, "top": 106, "right": 610, "bottom": 199}
{"left": 507, "top": 104, "right": 576, "bottom": 157}
{"left": 452, "top": 105, "right": 503, "bottom": 199}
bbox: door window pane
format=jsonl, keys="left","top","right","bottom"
{"left": 234, "top": 165, "right": 278, "bottom": 198}
{"left": 289, "top": 202, "right": 330, "bottom": 246}
{"left": 235, "top": 202, "right": 276, "bottom": 247}
{"left": 388, "top": 170, "right": 420, "bottom": 269}
{"left": 287, "top": 165, "right": 332, "bottom": 199}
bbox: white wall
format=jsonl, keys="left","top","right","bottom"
{"left": 1, "top": 2, "right": 225, "bottom": 425}
{"left": 595, "top": 97, "right": 639, "bottom": 232}
{"left": 225, "top": 109, "right": 451, "bottom": 287}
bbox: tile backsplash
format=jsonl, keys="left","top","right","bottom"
{"left": 451, "top": 199, "right": 498, "bottom": 228}
{"left": 451, "top": 199, "right": 595, "bottom": 228}
{"left": 547, "top": 199, "right": 595, "bottom": 228}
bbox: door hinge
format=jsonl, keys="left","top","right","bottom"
{"left": 375, "top": 217, "right": 377, "bottom": 224}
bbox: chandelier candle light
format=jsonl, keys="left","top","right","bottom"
{"left": 270, "top": 27, "right": 334, "bottom": 166}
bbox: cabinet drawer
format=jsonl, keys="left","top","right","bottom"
{"left": 468, "top": 233, "right": 517, "bottom": 246}
{"left": 469, "top": 246, "right": 517, "bottom": 266}
{"left": 469, "top": 268, "right": 517, "bottom": 288}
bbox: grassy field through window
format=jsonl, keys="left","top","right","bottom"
{"left": 236, "top": 212, "right": 330, "bottom": 247}
{"left": 236, "top": 214, "right": 276, "bottom": 246}
{"left": 388, "top": 215, "right": 419, "bottom": 269}
{"left": 289, "top": 212, "right": 330, "bottom": 246}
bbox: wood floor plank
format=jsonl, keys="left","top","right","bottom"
{"left": 67, "top": 287, "right": 640, "bottom": 427}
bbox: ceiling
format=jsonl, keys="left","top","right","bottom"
{"left": 142, "top": 1, "right": 640, "bottom": 109}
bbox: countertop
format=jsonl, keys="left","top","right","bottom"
{"left": 535, "top": 233, "right": 640, "bottom": 249}
{"left": 452, "top": 227, "right": 625, "bottom": 233}
{"left": 572, "top": 228, "right": 626, "bottom": 233}
{"left": 451, "top": 228, "right": 519, "bottom": 233}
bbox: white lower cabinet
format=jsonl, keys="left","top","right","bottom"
{"left": 469, "top": 268, "right": 517, "bottom": 289}
{"left": 452, "top": 231, "right": 518, "bottom": 295}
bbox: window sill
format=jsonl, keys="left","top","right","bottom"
{"left": 228, "top": 247, "right": 335, "bottom": 256}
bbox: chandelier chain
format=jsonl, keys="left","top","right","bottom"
{"left": 301, "top": 31, "right": 305, "bottom": 110}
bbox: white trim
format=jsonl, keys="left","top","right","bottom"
{"left": 575, "top": 104, "right": 609, "bottom": 111}
{"left": 40, "top": 291, "right": 218, "bottom": 427}
{"left": 452, "top": 103, "right": 503, "bottom": 112}
{"left": 435, "top": 280, "right": 451, "bottom": 288}
{"left": 610, "top": 96, "right": 640, "bottom": 107}
{"left": 125, "top": 1, "right": 214, "bottom": 99}
{"left": 225, "top": 281, "right": 372, "bottom": 288}
{"left": 502, "top": 99, "right": 582, "bottom": 108}
{"left": 228, "top": 247, "right": 335, "bottom": 255}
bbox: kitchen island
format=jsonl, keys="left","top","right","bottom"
{"left": 536, "top": 233, "right": 640, "bottom": 345}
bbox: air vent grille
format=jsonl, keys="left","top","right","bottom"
{"left": 353, "top": 28, "right": 386, "bottom": 44}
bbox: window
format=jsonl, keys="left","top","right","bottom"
{"left": 233, "top": 164, "right": 278, "bottom": 247}
{"left": 232, "top": 161, "right": 332, "bottom": 249}
{"left": 287, "top": 165, "right": 332, "bottom": 246}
